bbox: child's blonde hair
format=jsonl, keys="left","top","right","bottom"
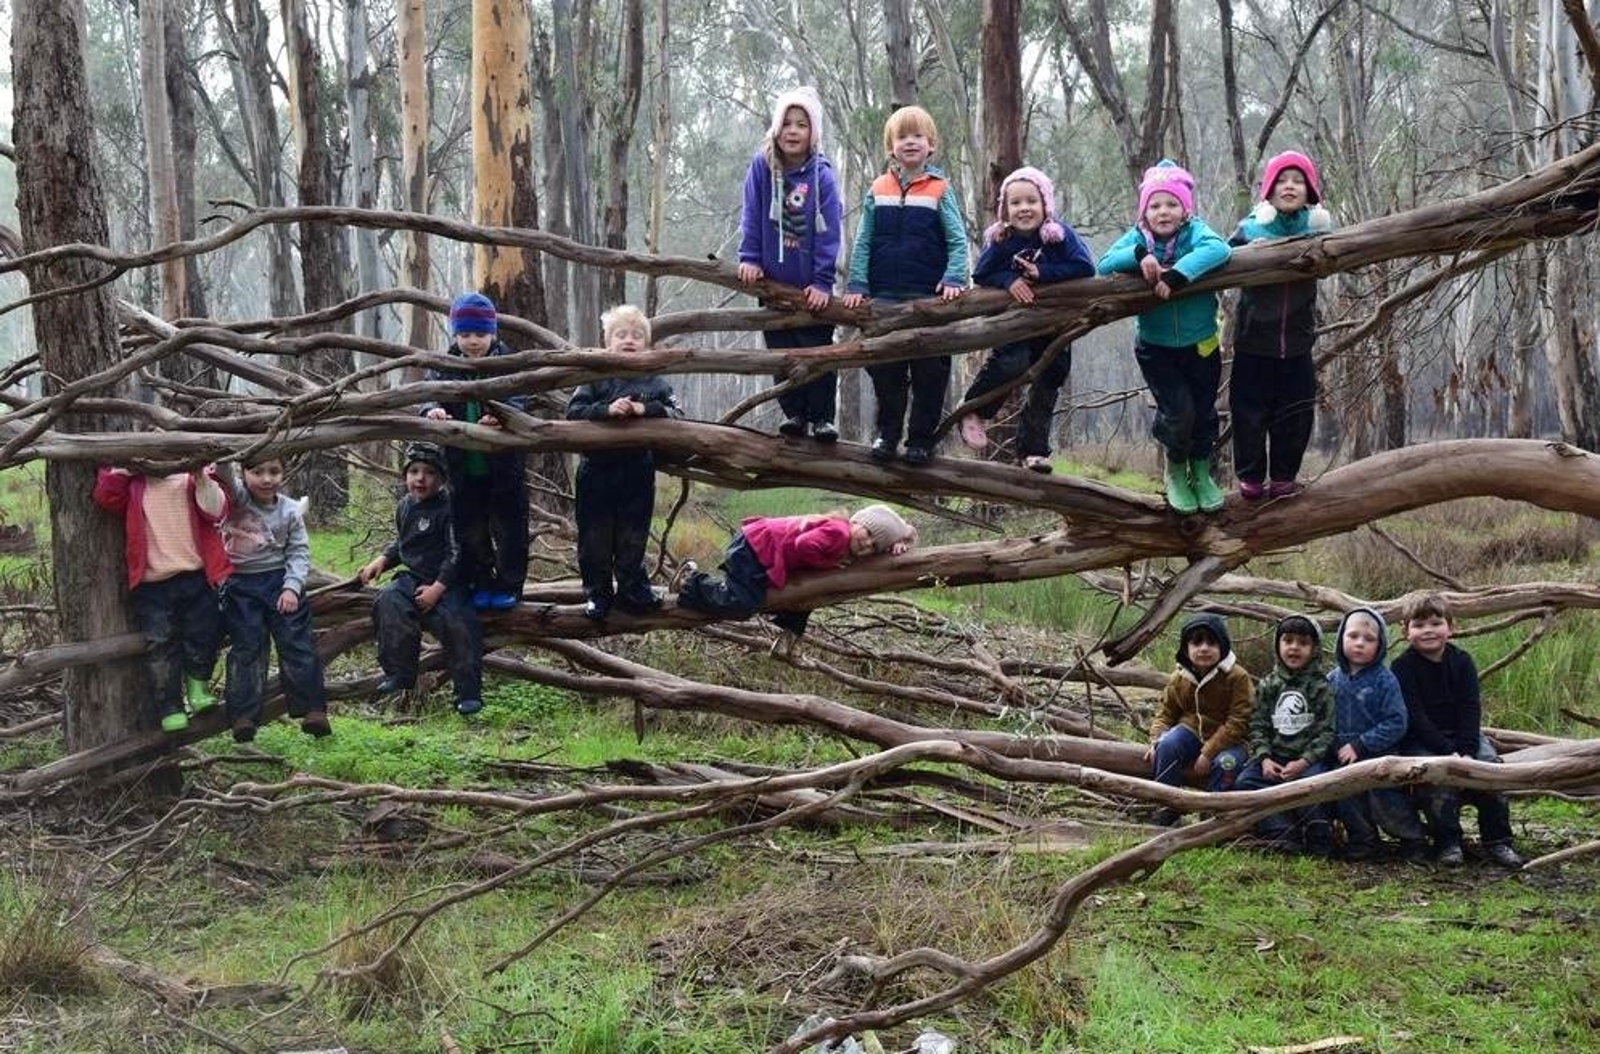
{"left": 882, "top": 105, "right": 938, "bottom": 157}
{"left": 601, "top": 304, "right": 651, "bottom": 345}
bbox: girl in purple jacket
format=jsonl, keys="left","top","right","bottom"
{"left": 736, "top": 86, "right": 844, "bottom": 442}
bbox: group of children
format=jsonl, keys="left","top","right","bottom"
{"left": 740, "top": 89, "right": 1332, "bottom": 513}
{"left": 1147, "top": 598, "right": 1525, "bottom": 867}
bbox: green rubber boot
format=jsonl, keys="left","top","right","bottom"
{"left": 184, "top": 675, "right": 217, "bottom": 713}
{"left": 1164, "top": 458, "right": 1199, "bottom": 515}
{"left": 160, "top": 710, "right": 190, "bottom": 733}
{"left": 1190, "top": 458, "right": 1226, "bottom": 512}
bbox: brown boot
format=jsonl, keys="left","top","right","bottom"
{"left": 299, "top": 710, "right": 332, "bottom": 738}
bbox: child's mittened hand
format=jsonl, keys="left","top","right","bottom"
{"left": 1139, "top": 255, "right": 1162, "bottom": 284}
{"left": 278, "top": 590, "right": 300, "bottom": 614}
{"left": 804, "top": 286, "right": 830, "bottom": 311}
{"left": 1337, "top": 743, "right": 1359, "bottom": 766}
{"left": 738, "top": 262, "right": 763, "bottom": 284}
{"left": 1006, "top": 277, "right": 1035, "bottom": 304}
{"left": 842, "top": 292, "right": 866, "bottom": 309}
{"left": 937, "top": 284, "right": 963, "bottom": 301}
{"left": 425, "top": 408, "right": 449, "bottom": 421}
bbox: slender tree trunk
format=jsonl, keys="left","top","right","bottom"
{"left": 884, "top": 0, "right": 918, "bottom": 107}
{"left": 1507, "top": 256, "right": 1539, "bottom": 438}
{"left": 399, "top": 0, "right": 431, "bottom": 364}
{"left": 345, "top": 0, "right": 382, "bottom": 343}
{"left": 601, "top": 0, "right": 645, "bottom": 307}
{"left": 644, "top": 0, "right": 670, "bottom": 317}
{"left": 140, "top": 0, "right": 185, "bottom": 321}
{"left": 221, "top": 0, "right": 300, "bottom": 318}
{"left": 164, "top": 0, "right": 207, "bottom": 321}
{"left": 980, "top": 0, "right": 1022, "bottom": 210}
{"left": 553, "top": 0, "right": 599, "bottom": 344}
{"left": 283, "top": 0, "right": 351, "bottom": 514}
{"left": 1216, "top": 0, "right": 1250, "bottom": 209}
{"left": 532, "top": 22, "right": 570, "bottom": 338}
{"left": 13, "top": 0, "right": 146, "bottom": 758}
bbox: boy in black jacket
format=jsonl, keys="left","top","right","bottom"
{"left": 420, "top": 292, "right": 529, "bottom": 611}
{"left": 358, "top": 444, "right": 484, "bottom": 715}
{"left": 1392, "top": 594, "right": 1524, "bottom": 868}
{"left": 566, "top": 305, "right": 681, "bottom": 620}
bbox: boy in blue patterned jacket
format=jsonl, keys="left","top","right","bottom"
{"left": 1328, "top": 607, "right": 1428, "bottom": 861}
{"left": 1097, "top": 160, "right": 1231, "bottom": 514}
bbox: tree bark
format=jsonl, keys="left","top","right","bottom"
{"left": 12, "top": 0, "right": 145, "bottom": 757}
{"left": 345, "top": 0, "right": 383, "bottom": 344}
{"left": 552, "top": 0, "right": 599, "bottom": 344}
{"left": 884, "top": 0, "right": 919, "bottom": 107}
{"left": 164, "top": 0, "right": 207, "bottom": 322}
{"left": 399, "top": 0, "right": 432, "bottom": 362}
{"left": 139, "top": 0, "right": 185, "bottom": 321}
{"left": 601, "top": 0, "right": 645, "bottom": 307}
{"left": 980, "top": 0, "right": 1023, "bottom": 211}
{"left": 219, "top": 0, "right": 299, "bottom": 318}
{"left": 643, "top": 0, "right": 670, "bottom": 317}
{"left": 532, "top": 21, "right": 570, "bottom": 339}
{"left": 283, "top": 0, "right": 352, "bottom": 514}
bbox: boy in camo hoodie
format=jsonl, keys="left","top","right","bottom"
{"left": 1233, "top": 615, "right": 1337, "bottom": 854}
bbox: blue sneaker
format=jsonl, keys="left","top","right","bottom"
{"left": 454, "top": 697, "right": 483, "bottom": 716}
{"left": 470, "top": 589, "right": 493, "bottom": 610}
{"left": 486, "top": 591, "right": 519, "bottom": 610}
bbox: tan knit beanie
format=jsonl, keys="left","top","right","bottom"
{"left": 849, "top": 504, "right": 916, "bottom": 553}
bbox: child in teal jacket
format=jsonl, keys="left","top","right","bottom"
{"left": 1097, "top": 160, "right": 1231, "bottom": 514}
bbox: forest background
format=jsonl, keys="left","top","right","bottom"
{"left": 0, "top": 1, "right": 1598, "bottom": 1053}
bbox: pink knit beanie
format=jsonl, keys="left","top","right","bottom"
{"left": 984, "top": 165, "right": 1066, "bottom": 244}
{"left": 768, "top": 87, "right": 824, "bottom": 155}
{"left": 1137, "top": 159, "right": 1195, "bottom": 218}
{"left": 1259, "top": 150, "right": 1322, "bottom": 204}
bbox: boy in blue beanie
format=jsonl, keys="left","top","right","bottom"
{"left": 420, "top": 292, "right": 529, "bottom": 611}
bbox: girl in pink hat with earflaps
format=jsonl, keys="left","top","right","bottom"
{"left": 1096, "top": 160, "right": 1233, "bottom": 515}
{"left": 1228, "top": 150, "right": 1334, "bottom": 502}
{"left": 956, "top": 165, "right": 1096, "bottom": 473}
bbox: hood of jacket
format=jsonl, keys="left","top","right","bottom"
{"left": 1176, "top": 613, "right": 1234, "bottom": 680}
{"left": 1334, "top": 605, "right": 1389, "bottom": 673}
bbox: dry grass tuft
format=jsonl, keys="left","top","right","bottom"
{"left": 0, "top": 868, "right": 100, "bottom": 998}
{"left": 331, "top": 920, "right": 435, "bottom": 1020}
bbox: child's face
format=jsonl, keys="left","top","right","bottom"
{"left": 243, "top": 460, "right": 285, "bottom": 505}
{"left": 777, "top": 106, "right": 812, "bottom": 163}
{"left": 1342, "top": 619, "right": 1381, "bottom": 668}
{"left": 1278, "top": 631, "right": 1316, "bottom": 671}
{"left": 1269, "top": 167, "right": 1309, "bottom": 213}
{"left": 606, "top": 321, "right": 649, "bottom": 355}
{"left": 848, "top": 522, "right": 875, "bottom": 557}
{"left": 405, "top": 462, "right": 443, "bottom": 501}
{"left": 1143, "top": 191, "right": 1185, "bottom": 237}
{"left": 456, "top": 331, "right": 494, "bottom": 357}
{"left": 1004, "top": 181, "right": 1045, "bottom": 234}
{"left": 1405, "top": 614, "right": 1453, "bottom": 659}
{"left": 891, "top": 129, "right": 932, "bottom": 172}
{"left": 1185, "top": 631, "right": 1221, "bottom": 674}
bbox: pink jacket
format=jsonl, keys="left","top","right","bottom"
{"left": 92, "top": 467, "right": 232, "bottom": 590}
{"left": 739, "top": 515, "right": 851, "bottom": 590}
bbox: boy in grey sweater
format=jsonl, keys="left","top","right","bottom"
{"left": 219, "top": 454, "right": 329, "bottom": 742}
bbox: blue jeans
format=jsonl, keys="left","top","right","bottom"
{"left": 1235, "top": 755, "right": 1332, "bottom": 838}
{"left": 1336, "top": 783, "right": 1425, "bottom": 848}
{"left": 1413, "top": 736, "right": 1514, "bottom": 847}
{"left": 373, "top": 572, "right": 482, "bottom": 702}
{"left": 222, "top": 568, "right": 326, "bottom": 723}
{"left": 130, "top": 570, "right": 222, "bottom": 721}
{"left": 1151, "top": 725, "right": 1247, "bottom": 791}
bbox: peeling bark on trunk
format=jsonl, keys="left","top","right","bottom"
{"left": 139, "top": 0, "right": 184, "bottom": 321}
{"left": 980, "top": 0, "right": 1023, "bottom": 211}
{"left": 12, "top": 0, "right": 145, "bottom": 758}
{"left": 644, "top": 0, "right": 670, "bottom": 318}
{"left": 553, "top": 0, "right": 599, "bottom": 345}
{"left": 601, "top": 0, "right": 644, "bottom": 307}
{"left": 164, "top": 0, "right": 207, "bottom": 322}
{"left": 884, "top": 0, "right": 918, "bottom": 107}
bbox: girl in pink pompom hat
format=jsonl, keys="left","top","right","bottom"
{"left": 1097, "top": 159, "right": 1233, "bottom": 515}
{"left": 957, "top": 165, "right": 1096, "bottom": 472}
{"left": 1228, "top": 150, "right": 1335, "bottom": 502}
